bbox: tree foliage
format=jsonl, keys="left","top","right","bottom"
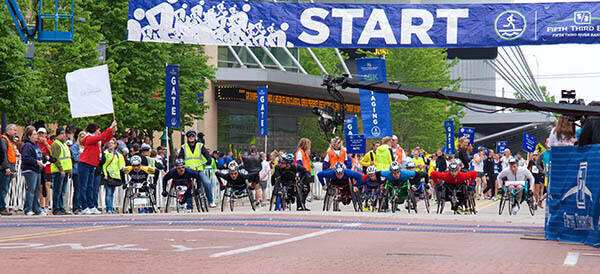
{"left": 3, "top": 0, "right": 215, "bottom": 135}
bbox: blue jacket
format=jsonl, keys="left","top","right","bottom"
{"left": 379, "top": 170, "right": 416, "bottom": 183}
{"left": 317, "top": 168, "right": 363, "bottom": 186}
{"left": 21, "top": 139, "right": 43, "bottom": 173}
{"left": 70, "top": 142, "right": 81, "bottom": 175}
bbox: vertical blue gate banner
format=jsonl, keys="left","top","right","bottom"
{"left": 444, "top": 120, "right": 455, "bottom": 155}
{"left": 357, "top": 58, "right": 392, "bottom": 139}
{"left": 129, "top": 0, "right": 600, "bottom": 48}
{"left": 257, "top": 86, "right": 268, "bottom": 136}
{"left": 545, "top": 145, "right": 600, "bottom": 248}
{"left": 165, "top": 64, "right": 180, "bottom": 128}
{"left": 522, "top": 132, "right": 537, "bottom": 153}
{"left": 458, "top": 127, "right": 475, "bottom": 145}
{"left": 496, "top": 141, "right": 508, "bottom": 154}
{"left": 344, "top": 116, "right": 358, "bottom": 136}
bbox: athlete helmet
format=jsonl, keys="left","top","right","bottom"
{"left": 448, "top": 162, "right": 459, "bottom": 171}
{"left": 366, "top": 165, "right": 377, "bottom": 175}
{"left": 334, "top": 163, "right": 345, "bottom": 175}
{"left": 228, "top": 161, "right": 239, "bottom": 171}
{"left": 389, "top": 162, "right": 401, "bottom": 173}
{"left": 130, "top": 155, "right": 142, "bottom": 166}
{"left": 405, "top": 160, "right": 416, "bottom": 169}
{"left": 508, "top": 157, "right": 518, "bottom": 165}
{"left": 175, "top": 159, "right": 185, "bottom": 167}
{"left": 280, "top": 153, "right": 294, "bottom": 164}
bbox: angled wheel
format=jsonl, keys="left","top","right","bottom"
{"left": 248, "top": 186, "right": 257, "bottom": 211}
{"left": 294, "top": 183, "right": 305, "bottom": 211}
{"left": 269, "top": 185, "right": 277, "bottom": 211}
{"left": 164, "top": 185, "right": 175, "bottom": 213}
{"left": 230, "top": 191, "right": 235, "bottom": 212}
{"left": 498, "top": 191, "right": 507, "bottom": 215}
{"left": 122, "top": 187, "right": 131, "bottom": 214}
{"left": 221, "top": 187, "right": 229, "bottom": 212}
{"left": 424, "top": 189, "right": 430, "bottom": 214}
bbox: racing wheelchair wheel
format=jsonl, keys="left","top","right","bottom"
{"left": 464, "top": 185, "right": 477, "bottom": 215}
{"left": 349, "top": 181, "right": 362, "bottom": 212}
{"left": 498, "top": 189, "right": 508, "bottom": 215}
{"left": 423, "top": 188, "right": 431, "bottom": 214}
{"left": 194, "top": 181, "right": 209, "bottom": 213}
{"left": 388, "top": 188, "right": 397, "bottom": 213}
{"left": 122, "top": 186, "right": 133, "bottom": 214}
{"left": 323, "top": 185, "right": 333, "bottom": 211}
{"left": 248, "top": 185, "right": 257, "bottom": 211}
{"left": 527, "top": 190, "right": 535, "bottom": 216}
{"left": 163, "top": 184, "right": 175, "bottom": 213}
{"left": 407, "top": 188, "right": 418, "bottom": 214}
{"left": 436, "top": 184, "right": 446, "bottom": 214}
{"left": 221, "top": 186, "right": 230, "bottom": 212}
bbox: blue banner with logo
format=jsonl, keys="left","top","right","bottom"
{"left": 496, "top": 141, "right": 508, "bottom": 154}
{"left": 344, "top": 116, "right": 358, "bottom": 136}
{"left": 357, "top": 58, "right": 392, "bottom": 139}
{"left": 257, "top": 86, "right": 268, "bottom": 136}
{"left": 545, "top": 145, "right": 600, "bottom": 248}
{"left": 444, "top": 120, "right": 455, "bottom": 155}
{"left": 522, "top": 132, "right": 537, "bottom": 153}
{"left": 130, "top": 0, "right": 600, "bottom": 48}
{"left": 347, "top": 134, "right": 367, "bottom": 154}
{"left": 165, "top": 64, "right": 179, "bottom": 128}
{"left": 458, "top": 127, "right": 475, "bottom": 145}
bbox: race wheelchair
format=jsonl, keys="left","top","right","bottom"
{"left": 435, "top": 181, "right": 476, "bottom": 215}
{"left": 498, "top": 180, "right": 535, "bottom": 216}
{"left": 163, "top": 178, "right": 209, "bottom": 213}
{"left": 122, "top": 177, "right": 158, "bottom": 214}
{"left": 218, "top": 170, "right": 257, "bottom": 212}
{"left": 270, "top": 179, "right": 305, "bottom": 211}
{"left": 359, "top": 183, "right": 385, "bottom": 212}
{"left": 407, "top": 180, "right": 431, "bottom": 214}
{"left": 323, "top": 179, "right": 361, "bottom": 212}
{"left": 381, "top": 181, "right": 411, "bottom": 213}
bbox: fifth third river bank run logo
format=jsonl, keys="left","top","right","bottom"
{"left": 495, "top": 10, "right": 527, "bottom": 40}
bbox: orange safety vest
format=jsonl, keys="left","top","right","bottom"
{"left": 352, "top": 157, "right": 360, "bottom": 172}
{"left": 394, "top": 146, "right": 404, "bottom": 164}
{"left": 0, "top": 135, "right": 16, "bottom": 164}
{"left": 294, "top": 148, "right": 311, "bottom": 173}
{"left": 327, "top": 148, "right": 347, "bottom": 168}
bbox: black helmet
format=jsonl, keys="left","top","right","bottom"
{"left": 186, "top": 130, "right": 197, "bottom": 137}
{"left": 175, "top": 159, "right": 185, "bottom": 167}
{"left": 334, "top": 163, "right": 345, "bottom": 175}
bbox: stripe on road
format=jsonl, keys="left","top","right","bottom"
{"left": 563, "top": 252, "right": 580, "bottom": 266}
{"left": 138, "top": 228, "right": 289, "bottom": 236}
{"left": 209, "top": 223, "right": 361, "bottom": 258}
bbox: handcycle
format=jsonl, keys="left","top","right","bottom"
{"left": 218, "top": 174, "right": 256, "bottom": 212}
{"left": 163, "top": 178, "right": 209, "bottom": 213}
{"left": 270, "top": 179, "right": 305, "bottom": 211}
{"left": 122, "top": 178, "right": 158, "bottom": 214}
{"left": 323, "top": 180, "right": 361, "bottom": 212}
{"left": 498, "top": 180, "right": 535, "bottom": 216}
{"left": 407, "top": 180, "right": 431, "bottom": 214}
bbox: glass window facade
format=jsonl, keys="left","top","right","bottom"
{"left": 218, "top": 46, "right": 300, "bottom": 72}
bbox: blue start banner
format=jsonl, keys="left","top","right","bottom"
{"left": 165, "top": 64, "right": 180, "bottom": 128}
{"left": 257, "top": 86, "right": 268, "bottom": 136}
{"left": 496, "top": 141, "right": 508, "bottom": 154}
{"left": 129, "top": 0, "right": 600, "bottom": 48}
{"left": 344, "top": 116, "right": 358, "bottom": 136}
{"left": 522, "top": 132, "right": 537, "bottom": 153}
{"left": 347, "top": 134, "right": 367, "bottom": 154}
{"left": 545, "top": 145, "right": 600, "bottom": 248}
{"left": 444, "top": 120, "right": 455, "bottom": 155}
{"left": 458, "top": 127, "right": 475, "bottom": 145}
{"left": 357, "top": 58, "right": 392, "bottom": 139}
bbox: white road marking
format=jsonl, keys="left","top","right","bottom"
{"left": 563, "top": 252, "right": 580, "bottom": 266}
{"left": 34, "top": 243, "right": 114, "bottom": 250}
{"left": 138, "top": 228, "right": 289, "bottom": 236}
{"left": 209, "top": 223, "right": 361, "bottom": 258}
{"left": 171, "top": 245, "right": 231, "bottom": 252}
{"left": 103, "top": 244, "right": 148, "bottom": 251}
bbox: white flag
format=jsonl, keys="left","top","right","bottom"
{"left": 66, "top": 64, "right": 114, "bottom": 118}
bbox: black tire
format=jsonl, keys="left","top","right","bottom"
{"left": 350, "top": 182, "right": 360, "bottom": 212}
{"left": 528, "top": 194, "right": 535, "bottom": 216}
{"left": 508, "top": 194, "right": 515, "bottom": 216}
{"left": 323, "top": 187, "right": 332, "bottom": 211}
{"left": 148, "top": 187, "right": 158, "bottom": 213}
{"left": 230, "top": 191, "right": 235, "bottom": 212}
{"left": 450, "top": 190, "right": 458, "bottom": 214}
{"left": 164, "top": 185, "right": 174, "bottom": 213}
{"left": 410, "top": 191, "right": 418, "bottom": 214}
{"left": 194, "top": 188, "right": 202, "bottom": 213}
{"left": 122, "top": 187, "right": 130, "bottom": 214}
{"left": 294, "top": 183, "right": 304, "bottom": 211}
{"left": 248, "top": 186, "right": 256, "bottom": 211}
{"left": 221, "top": 188, "right": 228, "bottom": 212}
{"left": 498, "top": 192, "right": 506, "bottom": 215}
{"left": 269, "top": 185, "right": 276, "bottom": 211}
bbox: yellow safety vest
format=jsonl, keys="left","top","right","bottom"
{"left": 102, "top": 150, "right": 125, "bottom": 180}
{"left": 183, "top": 143, "right": 206, "bottom": 171}
{"left": 51, "top": 139, "right": 73, "bottom": 173}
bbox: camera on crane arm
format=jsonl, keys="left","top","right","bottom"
{"left": 559, "top": 90, "right": 585, "bottom": 122}
{"left": 314, "top": 75, "right": 348, "bottom": 139}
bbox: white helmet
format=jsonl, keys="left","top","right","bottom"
{"left": 366, "top": 165, "right": 377, "bottom": 175}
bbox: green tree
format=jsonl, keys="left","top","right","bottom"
{"left": 0, "top": 5, "right": 47, "bottom": 126}
{"left": 362, "top": 49, "right": 464, "bottom": 153}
